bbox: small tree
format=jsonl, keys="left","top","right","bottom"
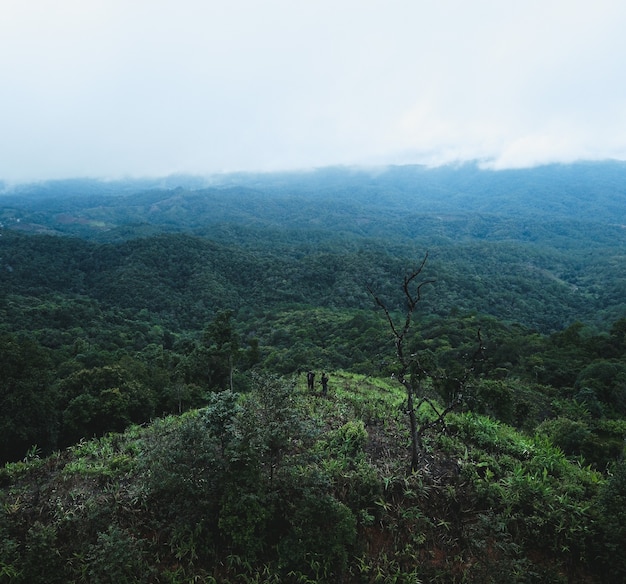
{"left": 180, "top": 311, "right": 241, "bottom": 392}
{"left": 369, "top": 253, "right": 483, "bottom": 471}
{"left": 204, "top": 310, "right": 240, "bottom": 392}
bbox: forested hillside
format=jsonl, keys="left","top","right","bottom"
{"left": 1, "top": 161, "right": 626, "bottom": 582}
{"left": 3, "top": 162, "right": 626, "bottom": 327}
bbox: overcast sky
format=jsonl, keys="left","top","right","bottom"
{"left": 2, "top": 0, "right": 626, "bottom": 182}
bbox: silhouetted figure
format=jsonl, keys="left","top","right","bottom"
{"left": 307, "top": 370, "right": 315, "bottom": 391}
{"left": 321, "top": 372, "right": 329, "bottom": 396}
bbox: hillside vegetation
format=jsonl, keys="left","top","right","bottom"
{"left": 1, "top": 162, "right": 626, "bottom": 582}
{"left": 3, "top": 372, "right": 626, "bottom": 583}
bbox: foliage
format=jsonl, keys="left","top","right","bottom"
{"left": 0, "top": 371, "right": 622, "bottom": 583}
{"left": 594, "top": 459, "right": 626, "bottom": 582}
{"left": 2, "top": 163, "right": 626, "bottom": 581}
{"left": 0, "top": 332, "right": 57, "bottom": 462}
{"left": 59, "top": 364, "right": 155, "bottom": 446}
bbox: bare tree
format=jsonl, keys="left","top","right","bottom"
{"left": 368, "top": 253, "right": 483, "bottom": 472}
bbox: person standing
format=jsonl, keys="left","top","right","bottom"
{"left": 321, "top": 372, "right": 329, "bottom": 396}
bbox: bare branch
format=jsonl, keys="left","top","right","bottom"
{"left": 368, "top": 253, "right": 434, "bottom": 471}
{"left": 366, "top": 284, "right": 401, "bottom": 340}
{"left": 369, "top": 253, "right": 483, "bottom": 473}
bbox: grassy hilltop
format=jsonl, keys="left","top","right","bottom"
{"left": 2, "top": 371, "right": 625, "bottom": 583}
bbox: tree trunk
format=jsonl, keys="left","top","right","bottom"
{"left": 406, "top": 384, "right": 420, "bottom": 471}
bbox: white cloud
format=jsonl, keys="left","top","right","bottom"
{"left": 2, "top": 0, "right": 626, "bottom": 181}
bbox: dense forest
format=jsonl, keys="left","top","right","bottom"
{"left": 1, "top": 161, "right": 626, "bottom": 582}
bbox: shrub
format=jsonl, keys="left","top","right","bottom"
{"left": 277, "top": 491, "right": 356, "bottom": 581}
{"left": 575, "top": 360, "right": 626, "bottom": 416}
{"left": 536, "top": 417, "right": 623, "bottom": 468}
{"left": 18, "top": 522, "right": 66, "bottom": 584}
{"left": 81, "top": 525, "right": 150, "bottom": 584}
{"left": 138, "top": 412, "right": 224, "bottom": 561}
{"left": 594, "top": 459, "right": 626, "bottom": 582}
{"left": 468, "top": 379, "right": 515, "bottom": 425}
{"left": 326, "top": 419, "right": 368, "bottom": 459}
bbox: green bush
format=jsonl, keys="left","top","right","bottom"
{"left": 139, "top": 412, "right": 224, "bottom": 546}
{"left": 536, "top": 418, "right": 593, "bottom": 457}
{"left": 326, "top": 419, "right": 368, "bottom": 458}
{"left": 575, "top": 360, "right": 626, "bottom": 416}
{"left": 17, "top": 522, "right": 65, "bottom": 584}
{"left": 81, "top": 525, "right": 150, "bottom": 584}
{"left": 277, "top": 491, "right": 356, "bottom": 581}
{"left": 468, "top": 379, "right": 515, "bottom": 424}
{"left": 536, "top": 417, "right": 624, "bottom": 468}
{"left": 595, "top": 459, "right": 626, "bottom": 582}
{"left": 218, "top": 490, "right": 270, "bottom": 562}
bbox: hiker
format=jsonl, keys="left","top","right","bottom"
{"left": 321, "top": 372, "right": 329, "bottom": 395}
{"left": 307, "top": 370, "right": 315, "bottom": 391}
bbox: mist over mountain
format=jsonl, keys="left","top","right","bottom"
{"left": 2, "top": 161, "right": 625, "bottom": 267}
{"left": 3, "top": 160, "right": 626, "bottom": 239}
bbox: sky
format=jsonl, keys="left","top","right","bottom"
{"left": 2, "top": 0, "right": 626, "bottom": 182}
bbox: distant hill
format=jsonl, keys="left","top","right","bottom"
{"left": 1, "top": 161, "right": 626, "bottom": 331}
{"left": 2, "top": 161, "right": 626, "bottom": 240}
